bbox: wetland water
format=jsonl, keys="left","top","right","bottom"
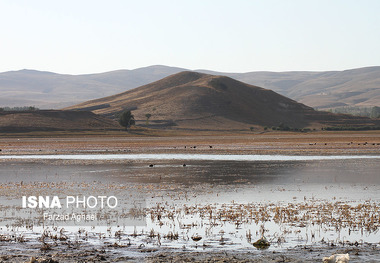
{"left": 1, "top": 153, "right": 380, "bottom": 161}
{"left": 0, "top": 154, "right": 379, "bottom": 260}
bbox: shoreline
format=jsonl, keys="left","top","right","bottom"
{"left": 1, "top": 131, "right": 380, "bottom": 156}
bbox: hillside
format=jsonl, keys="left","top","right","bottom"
{"left": 0, "top": 110, "right": 121, "bottom": 132}
{"left": 67, "top": 72, "right": 379, "bottom": 131}
{"left": 0, "top": 66, "right": 379, "bottom": 110}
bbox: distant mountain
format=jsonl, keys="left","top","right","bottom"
{"left": 0, "top": 66, "right": 186, "bottom": 109}
{"left": 1, "top": 65, "right": 379, "bottom": 110}
{"left": 220, "top": 67, "right": 380, "bottom": 110}
{"left": 66, "top": 72, "right": 378, "bottom": 130}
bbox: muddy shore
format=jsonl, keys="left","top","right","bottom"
{"left": 1, "top": 131, "right": 380, "bottom": 156}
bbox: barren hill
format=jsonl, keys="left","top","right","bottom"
{"left": 0, "top": 110, "right": 121, "bottom": 132}
{"left": 67, "top": 72, "right": 378, "bottom": 130}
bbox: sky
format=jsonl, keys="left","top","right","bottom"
{"left": 1, "top": 0, "right": 380, "bottom": 74}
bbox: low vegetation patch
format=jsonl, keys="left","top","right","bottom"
{"left": 322, "top": 126, "right": 380, "bottom": 131}
{"left": 327, "top": 106, "right": 380, "bottom": 118}
{"left": 0, "top": 106, "right": 39, "bottom": 112}
{"left": 268, "top": 123, "right": 313, "bottom": 132}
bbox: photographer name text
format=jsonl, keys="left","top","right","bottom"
{"left": 44, "top": 212, "right": 97, "bottom": 222}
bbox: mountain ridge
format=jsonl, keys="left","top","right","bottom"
{"left": 1, "top": 65, "right": 379, "bottom": 110}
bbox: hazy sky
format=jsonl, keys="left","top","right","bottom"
{"left": 1, "top": 0, "right": 379, "bottom": 74}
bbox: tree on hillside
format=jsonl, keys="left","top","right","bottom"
{"left": 145, "top": 113, "right": 152, "bottom": 125}
{"left": 118, "top": 110, "right": 135, "bottom": 130}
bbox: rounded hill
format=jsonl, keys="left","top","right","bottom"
{"left": 67, "top": 71, "right": 379, "bottom": 130}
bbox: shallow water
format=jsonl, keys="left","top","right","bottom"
{"left": 0, "top": 155, "right": 379, "bottom": 258}
{"left": 1, "top": 153, "right": 380, "bottom": 161}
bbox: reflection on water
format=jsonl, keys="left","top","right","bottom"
{"left": 1, "top": 157, "right": 379, "bottom": 186}
{"left": 0, "top": 157, "right": 379, "bottom": 255}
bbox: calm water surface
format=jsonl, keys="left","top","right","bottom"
{"left": 1, "top": 153, "right": 380, "bottom": 161}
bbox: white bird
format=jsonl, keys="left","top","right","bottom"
{"left": 322, "top": 253, "right": 349, "bottom": 263}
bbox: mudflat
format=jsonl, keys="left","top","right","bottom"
{"left": 1, "top": 131, "right": 380, "bottom": 155}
